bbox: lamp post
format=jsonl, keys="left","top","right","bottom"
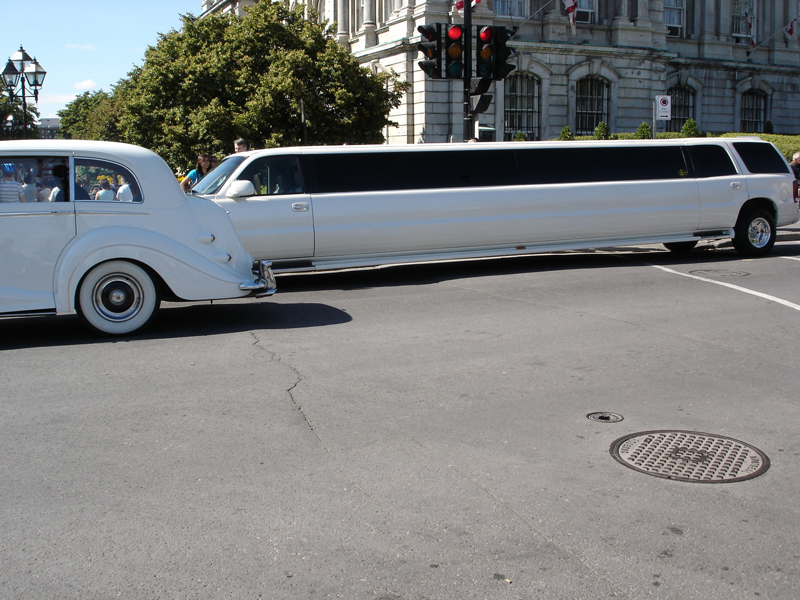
{"left": 2, "top": 46, "right": 46, "bottom": 139}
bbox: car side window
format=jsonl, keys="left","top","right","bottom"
{"left": 0, "top": 156, "right": 70, "bottom": 203}
{"left": 74, "top": 158, "right": 142, "bottom": 202}
{"left": 237, "top": 156, "right": 303, "bottom": 196}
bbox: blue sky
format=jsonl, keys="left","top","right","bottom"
{"left": 5, "top": 0, "right": 200, "bottom": 118}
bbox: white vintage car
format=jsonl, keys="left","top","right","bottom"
{"left": 0, "top": 140, "right": 276, "bottom": 335}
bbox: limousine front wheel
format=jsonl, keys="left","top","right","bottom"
{"left": 77, "top": 261, "right": 161, "bottom": 335}
{"left": 733, "top": 209, "right": 776, "bottom": 257}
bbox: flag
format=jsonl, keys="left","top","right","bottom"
{"left": 784, "top": 17, "right": 796, "bottom": 39}
{"left": 563, "top": 0, "right": 577, "bottom": 35}
{"left": 744, "top": 9, "right": 756, "bottom": 49}
{"left": 454, "top": 0, "right": 482, "bottom": 10}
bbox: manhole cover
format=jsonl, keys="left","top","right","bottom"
{"left": 610, "top": 430, "right": 769, "bottom": 483}
{"left": 689, "top": 269, "right": 750, "bottom": 277}
{"left": 587, "top": 412, "right": 624, "bottom": 423}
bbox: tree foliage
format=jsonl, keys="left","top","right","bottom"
{"left": 593, "top": 121, "right": 610, "bottom": 140}
{"left": 679, "top": 118, "right": 701, "bottom": 138}
{"left": 57, "top": 91, "right": 118, "bottom": 140}
{"left": 558, "top": 125, "right": 574, "bottom": 141}
{"left": 58, "top": 3, "right": 407, "bottom": 170}
{"left": 0, "top": 96, "right": 40, "bottom": 140}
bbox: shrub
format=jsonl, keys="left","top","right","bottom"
{"left": 513, "top": 130, "right": 526, "bottom": 141}
{"left": 680, "top": 118, "right": 702, "bottom": 138}
{"left": 558, "top": 125, "right": 574, "bottom": 141}
{"left": 594, "top": 121, "right": 610, "bottom": 140}
{"left": 634, "top": 122, "right": 653, "bottom": 139}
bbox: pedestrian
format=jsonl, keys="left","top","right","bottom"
{"left": 0, "top": 163, "right": 24, "bottom": 202}
{"left": 234, "top": 139, "right": 249, "bottom": 153}
{"left": 180, "top": 154, "right": 212, "bottom": 192}
{"left": 95, "top": 178, "right": 115, "bottom": 201}
{"left": 209, "top": 155, "right": 219, "bottom": 169}
{"left": 21, "top": 173, "right": 39, "bottom": 202}
{"left": 791, "top": 152, "right": 800, "bottom": 179}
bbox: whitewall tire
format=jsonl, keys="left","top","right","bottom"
{"left": 77, "top": 261, "right": 160, "bottom": 335}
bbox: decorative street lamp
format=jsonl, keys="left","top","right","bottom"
{"left": 2, "top": 46, "right": 46, "bottom": 138}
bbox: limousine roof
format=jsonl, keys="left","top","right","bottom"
{"left": 235, "top": 137, "right": 765, "bottom": 157}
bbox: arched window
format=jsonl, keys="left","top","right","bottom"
{"left": 741, "top": 89, "right": 767, "bottom": 132}
{"left": 575, "top": 76, "right": 608, "bottom": 136}
{"left": 504, "top": 74, "right": 541, "bottom": 141}
{"left": 667, "top": 85, "right": 695, "bottom": 132}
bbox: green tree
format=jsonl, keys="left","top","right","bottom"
{"left": 679, "top": 118, "right": 701, "bottom": 138}
{"left": 57, "top": 90, "right": 120, "bottom": 140}
{"left": 594, "top": 121, "right": 610, "bottom": 140}
{"left": 634, "top": 122, "right": 653, "bottom": 139}
{"left": 513, "top": 130, "right": 526, "bottom": 141}
{"left": 0, "top": 96, "right": 40, "bottom": 140}
{"left": 558, "top": 125, "right": 574, "bottom": 141}
{"left": 113, "top": 3, "right": 407, "bottom": 170}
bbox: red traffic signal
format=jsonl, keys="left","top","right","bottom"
{"left": 476, "top": 26, "right": 494, "bottom": 79}
{"left": 444, "top": 24, "right": 464, "bottom": 79}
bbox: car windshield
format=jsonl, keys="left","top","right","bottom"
{"left": 189, "top": 155, "right": 245, "bottom": 196}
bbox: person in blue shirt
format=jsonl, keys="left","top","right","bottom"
{"left": 180, "top": 154, "right": 211, "bottom": 192}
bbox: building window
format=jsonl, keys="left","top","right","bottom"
{"left": 495, "top": 0, "right": 527, "bottom": 17}
{"left": 575, "top": 76, "right": 608, "bottom": 136}
{"left": 504, "top": 74, "right": 540, "bottom": 141}
{"left": 741, "top": 89, "right": 767, "bottom": 133}
{"left": 575, "top": 0, "right": 596, "bottom": 24}
{"left": 664, "top": 0, "right": 685, "bottom": 38}
{"left": 667, "top": 85, "right": 695, "bottom": 132}
{"left": 732, "top": 0, "right": 755, "bottom": 44}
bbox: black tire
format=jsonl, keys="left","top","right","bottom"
{"left": 663, "top": 241, "right": 698, "bottom": 253}
{"left": 76, "top": 261, "right": 161, "bottom": 335}
{"left": 733, "top": 208, "right": 776, "bottom": 257}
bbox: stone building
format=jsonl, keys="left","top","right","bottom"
{"left": 200, "top": 0, "right": 800, "bottom": 143}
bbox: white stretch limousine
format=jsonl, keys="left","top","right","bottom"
{"left": 191, "top": 138, "right": 800, "bottom": 272}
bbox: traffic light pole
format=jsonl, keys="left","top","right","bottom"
{"left": 462, "top": 0, "right": 472, "bottom": 142}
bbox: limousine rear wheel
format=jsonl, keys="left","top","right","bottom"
{"left": 77, "top": 261, "right": 161, "bottom": 335}
{"left": 733, "top": 209, "right": 776, "bottom": 257}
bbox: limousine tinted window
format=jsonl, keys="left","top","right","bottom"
{"left": 687, "top": 145, "right": 738, "bottom": 178}
{"left": 306, "top": 149, "right": 520, "bottom": 193}
{"left": 306, "top": 145, "right": 688, "bottom": 194}
{"left": 514, "top": 146, "right": 688, "bottom": 184}
{"left": 732, "top": 142, "right": 791, "bottom": 174}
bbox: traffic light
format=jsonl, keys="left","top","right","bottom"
{"left": 475, "top": 26, "right": 494, "bottom": 79}
{"left": 469, "top": 77, "right": 493, "bottom": 115}
{"left": 417, "top": 24, "right": 442, "bottom": 79}
{"left": 493, "top": 26, "right": 516, "bottom": 80}
{"left": 444, "top": 24, "right": 464, "bottom": 79}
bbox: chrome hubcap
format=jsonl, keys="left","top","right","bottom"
{"left": 93, "top": 274, "right": 143, "bottom": 322}
{"left": 747, "top": 217, "right": 771, "bottom": 249}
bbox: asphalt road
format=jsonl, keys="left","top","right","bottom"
{"left": 2, "top": 235, "right": 800, "bottom": 599}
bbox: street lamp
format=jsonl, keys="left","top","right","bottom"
{"left": 2, "top": 46, "right": 46, "bottom": 138}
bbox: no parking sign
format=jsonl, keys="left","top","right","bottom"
{"left": 655, "top": 95, "right": 672, "bottom": 120}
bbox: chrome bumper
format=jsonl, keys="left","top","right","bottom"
{"left": 240, "top": 260, "right": 277, "bottom": 297}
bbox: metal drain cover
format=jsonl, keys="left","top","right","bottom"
{"left": 587, "top": 412, "right": 624, "bottom": 423}
{"left": 610, "top": 430, "right": 769, "bottom": 483}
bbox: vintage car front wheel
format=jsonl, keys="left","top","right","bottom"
{"left": 77, "top": 261, "right": 161, "bottom": 335}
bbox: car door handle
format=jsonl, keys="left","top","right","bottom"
{"left": 730, "top": 182, "right": 742, "bottom": 190}
{"left": 292, "top": 202, "right": 309, "bottom": 212}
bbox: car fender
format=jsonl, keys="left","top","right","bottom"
{"left": 53, "top": 227, "right": 253, "bottom": 313}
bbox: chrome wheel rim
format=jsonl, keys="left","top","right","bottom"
{"left": 747, "top": 217, "right": 772, "bottom": 249}
{"left": 92, "top": 273, "right": 143, "bottom": 323}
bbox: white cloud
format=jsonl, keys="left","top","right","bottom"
{"left": 73, "top": 79, "right": 98, "bottom": 90}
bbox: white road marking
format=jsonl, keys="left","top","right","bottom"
{"left": 649, "top": 263, "right": 800, "bottom": 312}
{"left": 780, "top": 256, "right": 800, "bottom": 262}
